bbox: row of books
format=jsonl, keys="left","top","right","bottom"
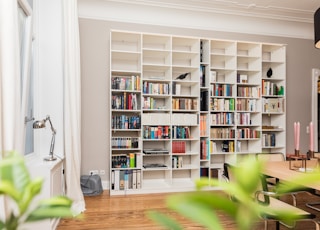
{"left": 210, "top": 128, "right": 235, "bottom": 139}
{"left": 172, "top": 98, "right": 198, "bottom": 110}
{"left": 172, "top": 126, "right": 191, "bottom": 139}
{"left": 200, "top": 139, "right": 210, "bottom": 160}
{"left": 262, "top": 133, "right": 276, "bottom": 147}
{"left": 111, "top": 115, "right": 141, "bottom": 130}
{"left": 211, "top": 140, "right": 241, "bottom": 153}
{"left": 172, "top": 141, "right": 186, "bottom": 153}
{"left": 210, "top": 112, "right": 234, "bottom": 125}
{"left": 236, "top": 98, "right": 257, "bottom": 112}
{"left": 111, "top": 93, "right": 139, "bottom": 110}
{"left": 236, "top": 128, "right": 260, "bottom": 139}
{"left": 262, "top": 80, "right": 284, "bottom": 96}
{"left": 142, "top": 82, "right": 170, "bottom": 95}
{"left": 211, "top": 98, "right": 235, "bottom": 111}
{"left": 237, "top": 86, "right": 260, "bottom": 98}
{"left": 172, "top": 156, "right": 183, "bottom": 168}
{"left": 111, "top": 75, "right": 141, "bottom": 91}
{"left": 142, "top": 125, "right": 170, "bottom": 139}
{"left": 142, "top": 96, "right": 157, "bottom": 110}
{"left": 111, "top": 169, "right": 141, "bottom": 191}
{"left": 235, "top": 112, "right": 252, "bottom": 125}
{"left": 111, "top": 137, "right": 139, "bottom": 149}
{"left": 200, "top": 115, "right": 207, "bottom": 136}
{"left": 111, "top": 153, "right": 140, "bottom": 169}
{"left": 210, "top": 84, "right": 233, "bottom": 97}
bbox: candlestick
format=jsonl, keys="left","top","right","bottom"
{"left": 293, "top": 122, "right": 297, "bottom": 149}
{"left": 297, "top": 122, "right": 300, "bottom": 151}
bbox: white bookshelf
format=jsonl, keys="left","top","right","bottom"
{"left": 110, "top": 30, "right": 286, "bottom": 195}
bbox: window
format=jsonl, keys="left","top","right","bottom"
{"left": 17, "top": 0, "right": 34, "bottom": 155}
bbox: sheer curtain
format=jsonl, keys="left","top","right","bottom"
{"left": 62, "top": 0, "right": 85, "bottom": 214}
{"left": 0, "top": 0, "right": 22, "bottom": 219}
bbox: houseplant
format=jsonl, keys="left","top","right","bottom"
{"left": 0, "top": 151, "right": 74, "bottom": 230}
{"left": 148, "top": 157, "right": 320, "bottom": 230}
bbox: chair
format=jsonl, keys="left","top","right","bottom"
{"left": 256, "top": 153, "right": 305, "bottom": 206}
{"left": 223, "top": 162, "right": 319, "bottom": 230}
{"left": 305, "top": 152, "right": 320, "bottom": 211}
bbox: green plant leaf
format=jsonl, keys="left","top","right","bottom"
{"left": 25, "top": 196, "right": 74, "bottom": 222}
{"left": 25, "top": 206, "right": 74, "bottom": 222}
{"left": 19, "top": 178, "right": 43, "bottom": 214}
{"left": 147, "top": 210, "right": 183, "bottom": 230}
{"left": 0, "top": 181, "right": 20, "bottom": 203}
{"left": 36, "top": 196, "right": 73, "bottom": 207}
{"left": 0, "top": 151, "right": 31, "bottom": 193}
{"left": 168, "top": 198, "right": 223, "bottom": 230}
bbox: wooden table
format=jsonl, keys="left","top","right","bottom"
{"left": 263, "top": 159, "right": 320, "bottom": 190}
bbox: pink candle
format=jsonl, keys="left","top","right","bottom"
{"left": 297, "top": 122, "right": 300, "bottom": 150}
{"left": 310, "top": 121, "right": 314, "bottom": 151}
{"left": 294, "top": 122, "right": 297, "bottom": 150}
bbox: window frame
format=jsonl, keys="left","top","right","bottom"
{"left": 18, "top": 0, "right": 34, "bottom": 156}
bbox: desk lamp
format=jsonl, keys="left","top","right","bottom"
{"left": 33, "top": 115, "right": 57, "bottom": 161}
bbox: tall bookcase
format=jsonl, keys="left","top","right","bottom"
{"left": 110, "top": 30, "right": 286, "bottom": 195}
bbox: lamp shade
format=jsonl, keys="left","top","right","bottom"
{"left": 315, "top": 8, "right": 320, "bottom": 48}
{"left": 33, "top": 119, "right": 46, "bottom": 129}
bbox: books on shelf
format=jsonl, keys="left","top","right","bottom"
{"left": 262, "top": 80, "right": 285, "bottom": 96}
{"left": 172, "top": 141, "right": 186, "bottom": 153}
{"left": 111, "top": 137, "right": 139, "bottom": 149}
{"left": 211, "top": 84, "right": 233, "bottom": 97}
{"left": 210, "top": 112, "right": 234, "bottom": 125}
{"left": 211, "top": 98, "right": 235, "bottom": 111}
{"left": 237, "top": 86, "right": 260, "bottom": 98}
{"left": 111, "top": 152, "right": 141, "bottom": 168}
{"left": 111, "top": 75, "right": 141, "bottom": 91}
{"left": 111, "top": 169, "right": 141, "bottom": 190}
{"left": 143, "top": 81, "right": 170, "bottom": 95}
{"left": 112, "top": 115, "right": 141, "bottom": 129}
{"left": 111, "top": 93, "right": 139, "bottom": 110}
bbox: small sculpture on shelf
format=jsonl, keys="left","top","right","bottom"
{"left": 266, "top": 67, "right": 273, "bottom": 78}
{"left": 175, "top": 72, "right": 190, "bottom": 80}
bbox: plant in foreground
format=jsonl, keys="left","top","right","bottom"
{"left": 0, "top": 151, "right": 75, "bottom": 230}
{"left": 148, "top": 157, "right": 320, "bottom": 230}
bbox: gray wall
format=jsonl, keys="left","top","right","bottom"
{"left": 79, "top": 18, "right": 320, "bottom": 182}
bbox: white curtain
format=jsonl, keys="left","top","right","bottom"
{"left": 0, "top": 0, "right": 22, "bottom": 220}
{"left": 62, "top": 0, "right": 85, "bottom": 214}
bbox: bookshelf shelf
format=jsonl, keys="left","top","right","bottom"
{"left": 110, "top": 30, "right": 286, "bottom": 195}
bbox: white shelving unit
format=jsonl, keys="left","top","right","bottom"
{"left": 110, "top": 30, "right": 286, "bottom": 195}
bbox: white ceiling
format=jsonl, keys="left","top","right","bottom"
{"left": 78, "top": 0, "right": 320, "bottom": 39}
{"left": 105, "top": 0, "right": 320, "bottom": 23}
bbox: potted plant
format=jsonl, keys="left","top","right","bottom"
{"left": 0, "top": 151, "right": 75, "bottom": 230}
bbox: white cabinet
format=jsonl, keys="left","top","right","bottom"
{"left": 25, "top": 157, "right": 64, "bottom": 230}
{"left": 109, "top": 30, "right": 286, "bottom": 194}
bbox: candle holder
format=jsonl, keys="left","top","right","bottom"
{"left": 288, "top": 154, "right": 307, "bottom": 172}
{"left": 308, "top": 150, "right": 315, "bottom": 159}
{"left": 295, "top": 149, "right": 300, "bottom": 156}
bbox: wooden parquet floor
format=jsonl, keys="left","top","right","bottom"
{"left": 57, "top": 190, "right": 320, "bottom": 230}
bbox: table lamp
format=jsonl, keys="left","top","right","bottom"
{"left": 33, "top": 115, "right": 57, "bottom": 161}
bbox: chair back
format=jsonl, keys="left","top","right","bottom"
{"left": 224, "top": 162, "right": 270, "bottom": 205}
{"left": 256, "top": 153, "right": 284, "bottom": 162}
